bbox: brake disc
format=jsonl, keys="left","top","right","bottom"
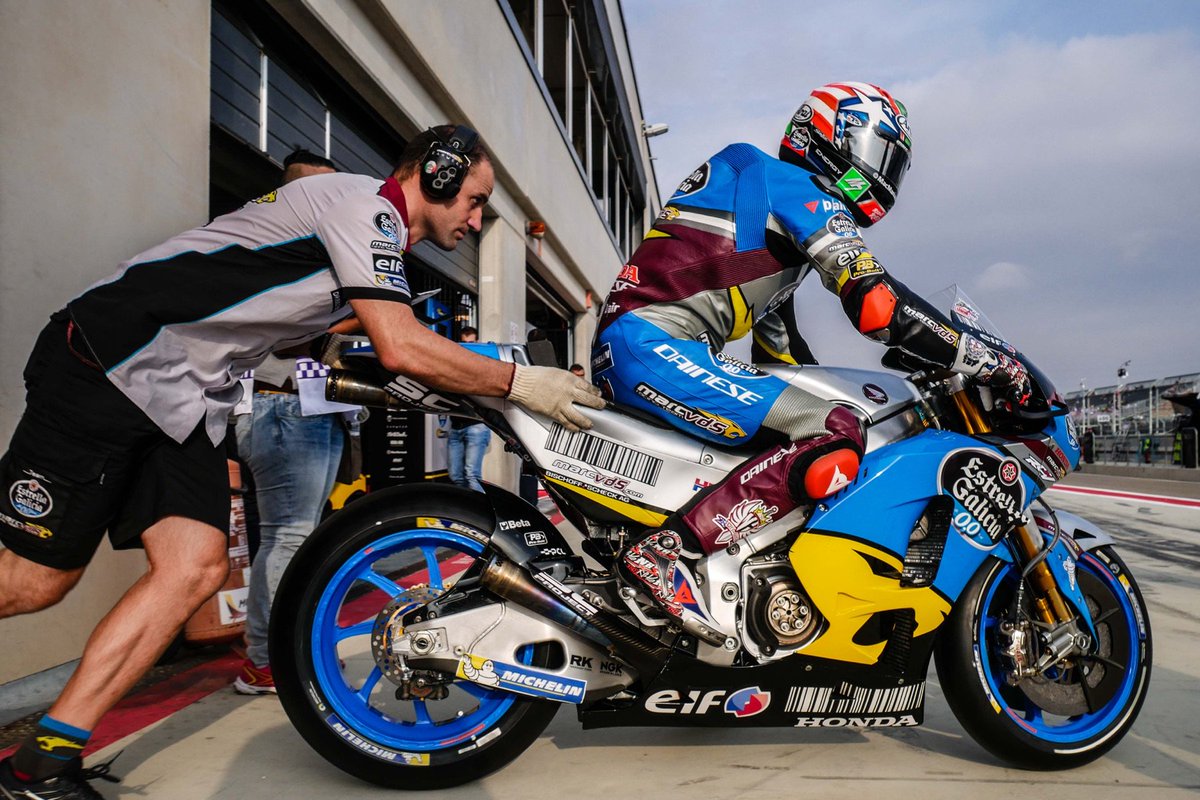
{"left": 370, "top": 586, "right": 439, "bottom": 686}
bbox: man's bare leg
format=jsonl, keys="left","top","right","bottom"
{"left": 44, "top": 516, "right": 229, "bottom": 730}
{"left": 0, "top": 550, "right": 84, "bottom": 618}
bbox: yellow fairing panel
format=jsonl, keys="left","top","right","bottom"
{"left": 790, "top": 532, "right": 951, "bottom": 665}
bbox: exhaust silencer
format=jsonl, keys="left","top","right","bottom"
{"left": 479, "top": 555, "right": 672, "bottom": 674}
{"left": 325, "top": 370, "right": 401, "bottom": 410}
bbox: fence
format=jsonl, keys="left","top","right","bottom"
{"left": 1081, "top": 429, "right": 1199, "bottom": 468}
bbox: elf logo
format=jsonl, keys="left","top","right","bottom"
{"left": 644, "top": 687, "right": 772, "bottom": 718}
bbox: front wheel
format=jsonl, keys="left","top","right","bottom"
{"left": 935, "top": 546, "right": 1151, "bottom": 769}
{"left": 270, "top": 484, "right": 558, "bottom": 789}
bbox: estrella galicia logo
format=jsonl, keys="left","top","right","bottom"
{"left": 827, "top": 212, "right": 858, "bottom": 238}
{"left": 938, "top": 449, "right": 1026, "bottom": 544}
{"left": 10, "top": 477, "right": 52, "bottom": 519}
{"left": 724, "top": 686, "right": 771, "bottom": 718}
{"left": 373, "top": 211, "right": 399, "bottom": 242}
{"left": 675, "top": 162, "right": 710, "bottom": 197}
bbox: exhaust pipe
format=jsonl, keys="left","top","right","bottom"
{"left": 480, "top": 555, "right": 672, "bottom": 675}
{"left": 325, "top": 370, "right": 401, "bottom": 410}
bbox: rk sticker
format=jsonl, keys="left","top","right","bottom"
{"left": 938, "top": 449, "right": 1026, "bottom": 543}
{"left": 10, "top": 477, "right": 52, "bottom": 519}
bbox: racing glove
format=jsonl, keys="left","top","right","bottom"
{"left": 953, "top": 334, "right": 1032, "bottom": 404}
{"left": 507, "top": 364, "right": 605, "bottom": 432}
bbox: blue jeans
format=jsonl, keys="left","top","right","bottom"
{"left": 235, "top": 393, "right": 343, "bottom": 668}
{"left": 447, "top": 423, "right": 491, "bottom": 492}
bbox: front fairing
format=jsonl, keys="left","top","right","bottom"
{"left": 802, "top": 423, "right": 1094, "bottom": 636}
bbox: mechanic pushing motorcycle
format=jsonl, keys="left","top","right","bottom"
{"left": 594, "top": 81, "right": 1032, "bottom": 629}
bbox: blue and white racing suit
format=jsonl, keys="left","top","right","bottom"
{"left": 592, "top": 143, "right": 1011, "bottom": 553}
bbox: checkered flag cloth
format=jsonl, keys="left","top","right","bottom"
{"left": 295, "top": 358, "right": 331, "bottom": 380}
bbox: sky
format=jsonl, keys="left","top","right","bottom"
{"left": 622, "top": 1, "right": 1200, "bottom": 393}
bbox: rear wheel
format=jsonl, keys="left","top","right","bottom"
{"left": 935, "top": 546, "right": 1151, "bottom": 769}
{"left": 271, "top": 485, "right": 558, "bottom": 789}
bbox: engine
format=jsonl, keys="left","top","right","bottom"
{"left": 742, "top": 557, "right": 824, "bottom": 660}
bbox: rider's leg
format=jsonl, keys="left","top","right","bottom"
{"left": 592, "top": 318, "right": 868, "bottom": 622}
{"left": 620, "top": 403, "right": 864, "bottom": 621}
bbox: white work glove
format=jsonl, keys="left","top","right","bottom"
{"left": 507, "top": 364, "right": 605, "bottom": 432}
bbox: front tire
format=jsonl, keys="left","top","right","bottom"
{"left": 935, "top": 546, "right": 1151, "bottom": 769}
{"left": 270, "top": 484, "right": 558, "bottom": 789}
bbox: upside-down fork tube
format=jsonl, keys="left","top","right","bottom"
{"left": 950, "top": 387, "right": 989, "bottom": 435}
{"left": 1010, "top": 523, "right": 1075, "bottom": 626}
{"left": 952, "top": 388, "right": 1075, "bottom": 627}
{"left": 479, "top": 556, "right": 672, "bottom": 677}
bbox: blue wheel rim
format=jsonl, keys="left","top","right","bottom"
{"left": 311, "top": 528, "right": 525, "bottom": 751}
{"left": 977, "top": 552, "right": 1141, "bottom": 743}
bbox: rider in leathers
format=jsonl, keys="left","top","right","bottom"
{"left": 592, "top": 82, "right": 1031, "bottom": 634}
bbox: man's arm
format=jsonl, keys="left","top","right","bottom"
{"left": 351, "top": 298, "right": 513, "bottom": 395}
{"left": 352, "top": 298, "right": 604, "bottom": 430}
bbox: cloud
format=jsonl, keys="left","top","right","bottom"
{"left": 624, "top": 4, "right": 1200, "bottom": 386}
{"left": 974, "top": 262, "right": 1031, "bottom": 293}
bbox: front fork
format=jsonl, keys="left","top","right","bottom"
{"left": 999, "top": 520, "right": 1097, "bottom": 683}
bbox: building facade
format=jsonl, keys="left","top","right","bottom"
{"left": 0, "top": 0, "right": 658, "bottom": 691}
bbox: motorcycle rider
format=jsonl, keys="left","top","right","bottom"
{"left": 592, "top": 82, "right": 1031, "bottom": 633}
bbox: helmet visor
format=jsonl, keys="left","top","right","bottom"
{"left": 842, "top": 123, "right": 910, "bottom": 197}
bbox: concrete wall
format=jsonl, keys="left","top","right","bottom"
{"left": 0, "top": 0, "right": 211, "bottom": 683}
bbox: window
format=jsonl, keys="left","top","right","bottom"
{"left": 210, "top": 5, "right": 396, "bottom": 176}
{"left": 501, "top": 0, "right": 650, "bottom": 252}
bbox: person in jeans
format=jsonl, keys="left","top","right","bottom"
{"left": 446, "top": 326, "right": 491, "bottom": 492}
{"left": 232, "top": 149, "right": 342, "bottom": 695}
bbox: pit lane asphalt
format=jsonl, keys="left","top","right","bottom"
{"left": 70, "top": 473, "right": 1200, "bottom": 798}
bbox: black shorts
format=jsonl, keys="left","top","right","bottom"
{"left": 0, "top": 315, "right": 230, "bottom": 570}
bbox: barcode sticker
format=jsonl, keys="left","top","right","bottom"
{"left": 784, "top": 681, "right": 925, "bottom": 715}
{"left": 545, "top": 425, "right": 662, "bottom": 485}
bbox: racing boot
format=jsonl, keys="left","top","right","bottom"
{"left": 617, "top": 528, "right": 727, "bottom": 644}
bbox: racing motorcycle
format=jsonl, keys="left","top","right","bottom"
{"left": 270, "top": 290, "right": 1150, "bottom": 789}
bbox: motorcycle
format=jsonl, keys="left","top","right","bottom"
{"left": 269, "top": 290, "right": 1151, "bottom": 789}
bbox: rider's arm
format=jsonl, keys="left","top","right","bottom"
{"left": 751, "top": 299, "right": 818, "bottom": 366}
{"left": 769, "top": 173, "right": 1013, "bottom": 380}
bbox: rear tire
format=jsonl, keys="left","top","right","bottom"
{"left": 935, "top": 546, "right": 1151, "bottom": 769}
{"left": 271, "top": 484, "right": 558, "bottom": 789}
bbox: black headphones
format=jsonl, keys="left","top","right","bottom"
{"left": 419, "top": 125, "right": 479, "bottom": 200}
